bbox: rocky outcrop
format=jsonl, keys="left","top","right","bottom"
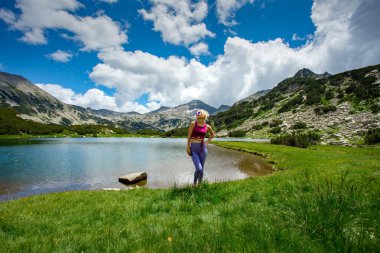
{"left": 119, "top": 172, "right": 147, "bottom": 185}
{"left": 234, "top": 101, "right": 380, "bottom": 145}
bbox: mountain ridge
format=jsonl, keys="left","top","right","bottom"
{"left": 210, "top": 64, "right": 380, "bottom": 145}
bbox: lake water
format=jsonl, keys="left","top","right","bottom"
{"left": 0, "top": 138, "right": 272, "bottom": 201}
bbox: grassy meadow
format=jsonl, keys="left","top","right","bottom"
{"left": 0, "top": 142, "right": 379, "bottom": 252}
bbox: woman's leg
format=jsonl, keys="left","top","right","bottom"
{"left": 191, "top": 143, "right": 203, "bottom": 185}
{"left": 198, "top": 145, "right": 208, "bottom": 183}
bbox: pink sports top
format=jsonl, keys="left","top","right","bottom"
{"left": 191, "top": 121, "right": 207, "bottom": 139}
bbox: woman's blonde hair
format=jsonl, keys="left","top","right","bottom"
{"left": 195, "top": 109, "right": 209, "bottom": 120}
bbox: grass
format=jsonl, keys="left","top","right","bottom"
{"left": 1, "top": 142, "right": 379, "bottom": 252}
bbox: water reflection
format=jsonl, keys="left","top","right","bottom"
{"left": 0, "top": 138, "right": 272, "bottom": 201}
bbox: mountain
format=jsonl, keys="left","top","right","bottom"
{"left": 294, "top": 68, "right": 331, "bottom": 79}
{"left": 0, "top": 72, "right": 226, "bottom": 131}
{"left": 234, "top": 89, "right": 271, "bottom": 105}
{"left": 0, "top": 71, "right": 110, "bottom": 126}
{"left": 139, "top": 99, "right": 222, "bottom": 130}
{"left": 213, "top": 104, "right": 231, "bottom": 115}
{"left": 210, "top": 65, "right": 380, "bottom": 145}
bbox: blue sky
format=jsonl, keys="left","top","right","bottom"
{"left": 0, "top": 0, "right": 379, "bottom": 113}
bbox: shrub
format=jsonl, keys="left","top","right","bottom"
{"left": 269, "top": 126, "right": 281, "bottom": 134}
{"left": 305, "top": 91, "right": 322, "bottom": 105}
{"left": 324, "top": 89, "right": 334, "bottom": 100}
{"left": 270, "top": 131, "right": 320, "bottom": 148}
{"left": 164, "top": 127, "right": 187, "bottom": 137}
{"left": 291, "top": 122, "right": 307, "bottom": 129}
{"left": 314, "top": 105, "right": 337, "bottom": 115}
{"left": 251, "top": 124, "right": 263, "bottom": 131}
{"left": 370, "top": 103, "right": 380, "bottom": 114}
{"left": 364, "top": 128, "right": 380, "bottom": 145}
{"left": 278, "top": 93, "right": 304, "bottom": 113}
{"left": 269, "top": 119, "right": 283, "bottom": 127}
{"left": 228, "top": 130, "right": 247, "bottom": 137}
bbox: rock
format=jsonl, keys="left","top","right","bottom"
{"left": 344, "top": 116, "right": 353, "bottom": 122}
{"left": 119, "top": 172, "right": 147, "bottom": 185}
{"left": 103, "top": 188, "right": 121, "bottom": 191}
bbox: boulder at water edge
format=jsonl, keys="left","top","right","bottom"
{"left": 119, "top": 172, "right": 147, "bottom": 185}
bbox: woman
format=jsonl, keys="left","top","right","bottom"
{"left": 187, "top": 109, "right": 215, "bottom": 187}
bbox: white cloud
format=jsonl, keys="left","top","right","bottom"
{"left": 292, "top": 33, "right": 313, "bottom": 42}
{"left": 0, "top": 8, "right": 16, "bottom": 25}
{"left": 35, "top": 83, "right": 159, "bottom": 113}
{"left": 47, "top": 50, "right": 73, "bottom": 63}
{"left": 216, "top": 0, "right": 254, "bottom": 26}
{"left": 138, "top": 0, "right": 214, "bottom": 47}
{"left": 0, "top": 0, "right": 127, "bottom": 50}
{"left": 89, "top": 40, "right": 298, "bottom": 109}
{"left": 189, "top": 42, "right": 209, "bottom": 56}
{"left": 89, "top": 0, "right": 380, "bottom": 113}
{"left": 35, "top": 83, "right": 76, "bottom": 103}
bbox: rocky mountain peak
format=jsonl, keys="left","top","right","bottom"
{"left": 294, "top": 68, "right": 331, "bottom": 79}
{"left": 294, "top": 68, "right": 317, "bottom": 78}
{"left": 186, "top": 99, "right": 207, "bottom": 109}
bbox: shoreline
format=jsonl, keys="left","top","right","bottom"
{"left": 0, "top": 139, "right": 272, "bottom": 202}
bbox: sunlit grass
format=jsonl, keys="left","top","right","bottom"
{"left": 1, "top": 142, "right": 379, "bottom": 252}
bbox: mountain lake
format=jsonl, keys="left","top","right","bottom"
{"left": 0, "top": 137, "right": 272, "bottom": 201}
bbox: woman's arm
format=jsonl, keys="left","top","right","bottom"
{"left": 206, "top": 125, "right": 215, "bottom": 142}
{"left": 187, "top": 122, "right": 195, "bottom": 148}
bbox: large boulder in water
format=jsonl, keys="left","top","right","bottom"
{"left": 119, "top": 172, "right": 147, "bottom": 185}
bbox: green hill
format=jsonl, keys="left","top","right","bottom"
{"left": 209, "top": 64, "right": 380, "bottom": 145}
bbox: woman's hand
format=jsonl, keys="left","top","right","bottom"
{"left": 187, "top": 146, "right": 191, "bottom": 156}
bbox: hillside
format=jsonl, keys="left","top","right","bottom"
{"left": 210, "top": 65, "right": 380, "bottom": 145}
{"left": 0, "top": 72, "right": 117, "bottom": 126}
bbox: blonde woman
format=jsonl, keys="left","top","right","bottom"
{"left": 187, "top": 109, "right": 215, "bottom": 187}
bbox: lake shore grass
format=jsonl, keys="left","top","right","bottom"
{"left": 1, "top": 142, "right": 379, "bottom": 252}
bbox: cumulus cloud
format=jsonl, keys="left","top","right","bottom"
{"left": 0, "top": 0, "right": 127, "bottom": 50}
{"left": 89, "top": 38, "right": 301, "bottom": 109}
{"left": 47, "top": 50, "right": 73, "bottom": 63}
{"left": 189, "top": 42, "right": 210, "bottom": 56}
{"left": 89, "top": 0, "right": 380, "bottom": 113}
{"left": 216, "top": 0, "right": 254, "bottom": 26}
{"left": 138, "top": 0, "right": 214, "bottom": 46}
{"left": 35, "top": 83, "right": 160, "bottom": 113}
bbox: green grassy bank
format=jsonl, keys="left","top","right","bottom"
{"left": 0, "top": 142, "right": 379, "bottom": 252}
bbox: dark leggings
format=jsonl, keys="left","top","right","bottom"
{"left": 190, "top": 142, "right": 207, "bottom": 184}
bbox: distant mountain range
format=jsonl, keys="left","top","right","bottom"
{"left": 2, "top": 64, "right": 379, "bottom": 144}
{"left": 0, "top": 72, "right": 231, "bottom": 131}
